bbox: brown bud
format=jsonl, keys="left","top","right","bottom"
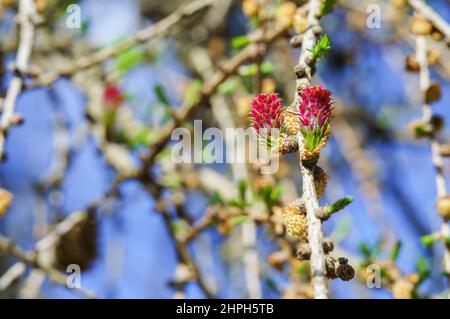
{"left": 425, "top": 82, "right": 442, "bottom": 104}
{"left": 336, "top": 257, "right": 355, "bottom": 281}
{"left": 312, "top": 25, "right": 323, "bottom": 36}
{"left": 36, "top": 0, "right": 47, "bottom": 14}
{"left": 9, "top": 113, "right": 24, "bottom": 126}
{"left": 268, "top": 251, "right": 289, "bottom": 271}
{"left": 427, "top": 49, "right": 441, "bottom": 65}
{"left": 431, "top": 30, "right": 444, "bottom": 42}
{"left": 172, "top": 264, "right": 195, "bottom": 286}
{"left": 242, "top": 0, "right": 259, "bottom": 17}
{"left": 405, "top": 56, "right": 420, "bottom": 72}
{"left": 0, "top": 153, "right": 7, "bottom": 163}
{"left": 296, "top": 243, "right": 311, "bottom": 260}
{"left": 410, "top": 16, "right": 433, "bottom": 35}
{"left": 293, "top": 10, "right": 308, "bottom": 34}
{"left": 55, "top": 212, "right": 98, "bottom": 271}
{"left": 430, "top": 115, "right": 444, "bottom": 133}
{"left": 275, "top": 2, "right": 297, "bottom": 28}
{"left": 301, "top": 149, "right": 319, "bottom": 169}
{"left": 439, "top": 144, "right": 450, "bottom": 157}
{"left": 290, "top": 35, "right": 303, "bottom": 48}
{"left": 322, "top": 239, "right": 334, "bottom": 254}
{"left": 294, "top": 64, "right": 306, "bottom": 78}
{"left": 436, "top": 195, "right": 450, "bottom": 221}
{"left": 314, "top": 166, "right": 328, "bottom": 198}
{"left": 315, "top": 206, "right": 330, "bottom": 221}
{"left": 326, "top": 256, "right": 337, "bottom": 279}
{"left": 217, "top": 219, "right": 233, "bottom": 235}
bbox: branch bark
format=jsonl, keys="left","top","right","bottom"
{"left": 408, "top": 0, "right": 450, "bottom": 42}
{"left": 293, "top": 0, "right": 329, "bottom": 299}
{"left": 0, "top": 234, "right": 95, "bottom": 298}
{"left": 0, "top": 0, "right": 36, "bottom": 160}
{"left": 416, "top": 34, "right": 450, "bottom": 297}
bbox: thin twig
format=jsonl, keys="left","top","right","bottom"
{"left": 32, "top": 0, "right": 216, "bottom": 87}
{"left": 0, "top": 234, "right": 96, "bottom": 299}
{"left": 408, "top": 0, "right": 450, "bottom": 42}
{"left": 0, "top": 0, "right": 36, "bottom": 160}
{"left": 188, "top": 45, "right": 263, "bottom": 298}
{"left": 147, "top": 183, "right": 216, "bottom": 298}
{"left": 416, "top": 34, "right": 450, "bottom": 296}
{"left": 140, "top": 26, "right": 287, "bottom": 176}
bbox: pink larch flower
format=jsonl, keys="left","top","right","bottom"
{"left": 103, "top": 83, "right": 124, "bottom": 109}
{"left": 250, "top": 93, "right": 284, "bottom": 135}
{"left": 298, "top": 85, "right": 333, "bottom": 131}
{"left": 297, "top": 85, "right": 333, "bottom": 152}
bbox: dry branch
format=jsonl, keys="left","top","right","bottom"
{"left": 147, "top": 183, "right": 216, "bottom": 298}
{"left": 0, "top": 234, "right": 95, "bottom": 298}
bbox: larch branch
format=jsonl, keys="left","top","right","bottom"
{"left": 408, "top": 0, "right": 450, "bottom": 42}
{"left": 0, "top": 0, "right": 37, "bottom": 160}
{"left": 0, "top": 234, "right": 95, "bottom": 299}
{"left": 416, "top": 34, "right": 450, "bottom": 295}
{"left": 140, "top": 26, "right": 287, "bottom": 176}
{"left": 294, "top": 0, "right": 328, "bottom": 299}
{"left": 32, "top": 0, "right": 216, "bottom": 87}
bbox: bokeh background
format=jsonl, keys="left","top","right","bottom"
{"left": 1, "top": 0, "right": 450, "bottom": 299}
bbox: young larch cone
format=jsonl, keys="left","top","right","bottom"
{"left": 297, "top": 85, "right": 333, "bottom": 153}
{"left": 250, "top": 93, "right": 284, "bottom": 134}
{"left": 282, "top": 206, "right": 308, "bottom": 239}
{"left": 250, "top": 93, "right": 284, "bottom": 148}
{"left": 103, "top": 83, "right": 124, "bottom": 111}
{"left": 298, "top": 86, "right": 333, "bottom": 130}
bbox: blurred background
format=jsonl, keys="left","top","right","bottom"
{"left": 0, "top": 0, "right": 450, "bottom": 299}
